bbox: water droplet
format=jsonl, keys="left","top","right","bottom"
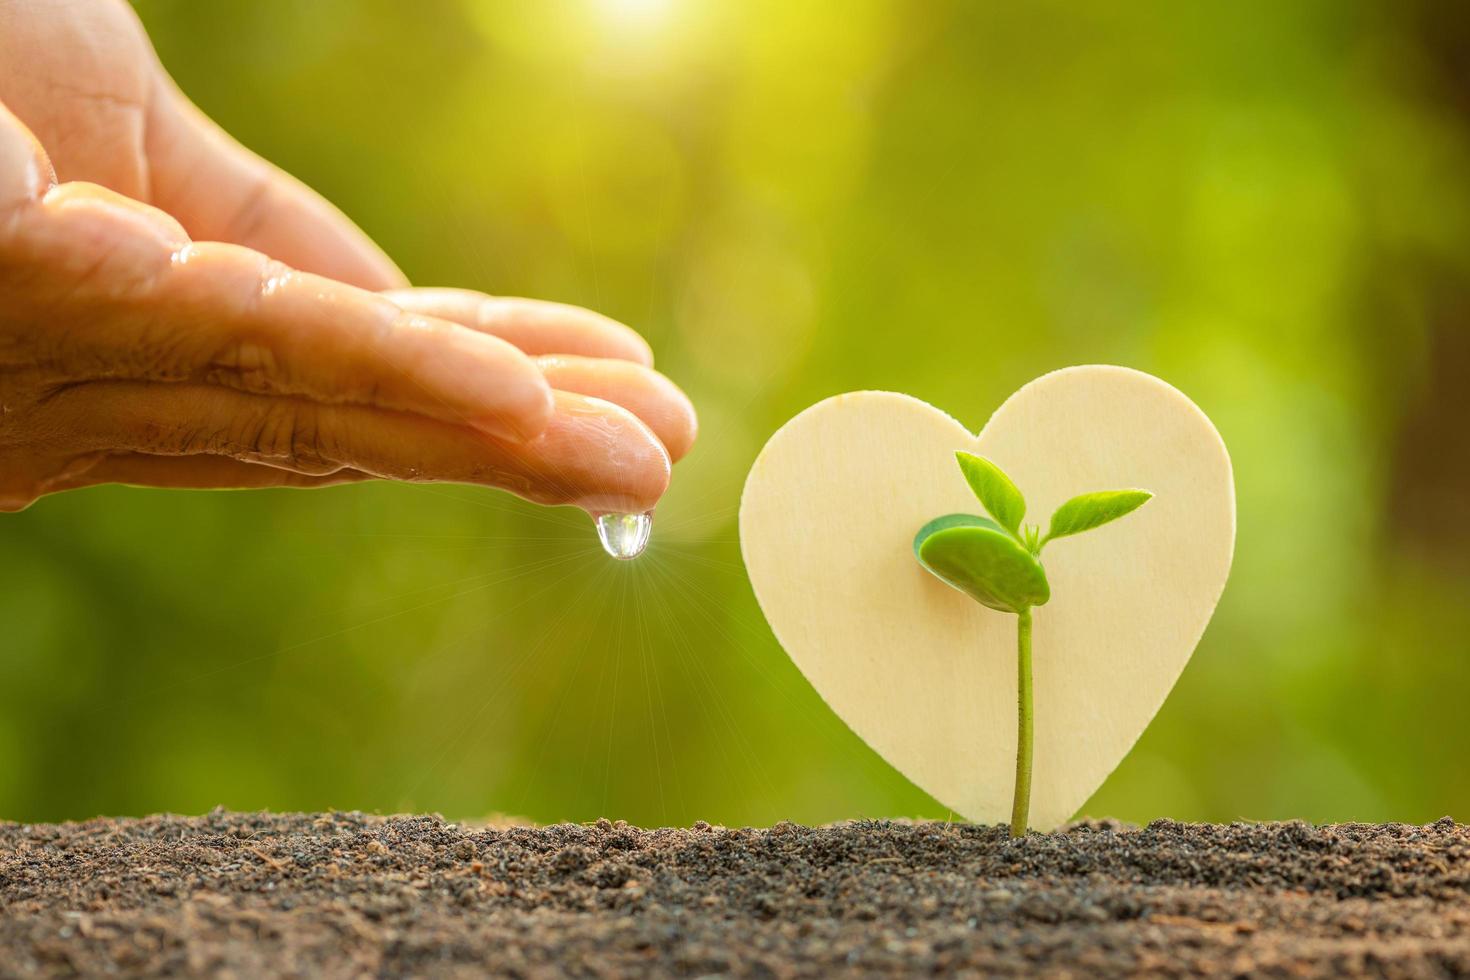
{"left": 595, "top": 511, "right": 653, "bottom": 560}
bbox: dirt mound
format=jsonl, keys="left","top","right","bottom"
{"left": 2, "top": 810, "right": 1467, "bottom": 977}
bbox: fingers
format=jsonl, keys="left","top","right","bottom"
{"left": 54, "top": 383, "right": 671, "bottom": 513}
{"left": 5, "top": 184, "right": 555, "bottom": 441}
{"left": 382, "top": 286, "right": 697, "bottom": 461}
{"left": 534, "top": 355, "right": 697, "bottom": 462}
{"left": 163, "top": 241, "right": 556, "bottom": 440}
{"left": 144, "top": 74, "right": 406, "bottom": 291}
{"left": 383, "top": 288, "right": 655, "bottom": 366}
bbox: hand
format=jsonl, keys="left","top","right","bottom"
{"left": 0, "top": 0, "right": 695, "bottom": 514}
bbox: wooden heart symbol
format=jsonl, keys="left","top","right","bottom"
{"left": 740, "top": 366, "right": 1234, "bottom": 829}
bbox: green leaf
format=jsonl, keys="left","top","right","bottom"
{"left": 1044, "top": 489, "right": 1153, "bottom": 543}
{"left": 912, "top": 513, "right": 1003, "bottom": 558}
{"left": 954, "top": 452, "right": 1026, "bottom": 534}
{"left": 914, "top": 522, "right": 1050, "bottom": 614}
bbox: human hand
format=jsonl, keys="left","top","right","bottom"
{"left": 0, "top": 0, "right": 695, "bottom": 514}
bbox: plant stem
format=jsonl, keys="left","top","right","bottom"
{"left": 1010, "top": 608, "right": 1034, "bottom": 838}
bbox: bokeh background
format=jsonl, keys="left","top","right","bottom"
{"left": 4, "top": 0, "right": 1469, "bottom": 827}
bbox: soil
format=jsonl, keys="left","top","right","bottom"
{"left": 1, "top": 810, "right": 1467, "bottom": 978}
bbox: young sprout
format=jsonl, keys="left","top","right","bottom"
{"left": 913, "top": 452, "right": 1152, "bottom": 838}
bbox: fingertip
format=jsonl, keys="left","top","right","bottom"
{"left": 385, "top": 288, "right": 656, "bottom": 366}
{"left": 488, "top": 362, "right": 556, "bottom": 442}
{"left": 407, "top": 312, "right": 556, "bottom": 442}
{"left": 538, "top": 392, "right": 671, "bottom": 514}
{"left": 682, "top": 400, "right": 700, "bottom": 460}
{"left": 535, "top": 355, "right": 698, "bottom": 462}
{"left": 475, "top": 297, "right": 655, "bottom": 367}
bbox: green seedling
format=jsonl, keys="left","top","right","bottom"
{"left": 913, "top": 452, "right": 1152, "bottom": 838}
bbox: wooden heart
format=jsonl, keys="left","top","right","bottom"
{"left": 739, "top": 366, "right": 1234, "bottom": 829}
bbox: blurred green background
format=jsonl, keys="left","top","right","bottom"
{"left": 4, "top": 0, "right": 1469, "bottom": 827}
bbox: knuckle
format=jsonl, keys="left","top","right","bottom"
{"left": 205, "top": 338, "right": 281, "bottom": 394}
{"left": 181, "top": 253, "right": 297, "bottom": 393}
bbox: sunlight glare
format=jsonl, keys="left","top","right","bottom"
{"left": 594, "top": 0, "right": 672, "bottom": 32}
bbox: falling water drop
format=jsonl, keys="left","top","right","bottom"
{"left": 595, "top": 511, "right": 653, "bottom": 560}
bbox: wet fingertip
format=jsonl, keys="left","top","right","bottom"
{"left": 472, "top": 373, "right": 556, "bottom": 442}
{"left": 533, "top": 356, "right": 696, "bottom": 461}
{"left": 555, "top": 393, "right": 671, "bottom": 513}
{"left": 602, "top": 438, "right": 670, "bottom": 514}
{"left": 575, "top": 453, "right": 670, "bottom": 515}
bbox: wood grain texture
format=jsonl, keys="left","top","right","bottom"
{"left": 739, "top": 366, "right": 1235, "bottom": 828}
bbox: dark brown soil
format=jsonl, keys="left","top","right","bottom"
{"left": 2, "top": 810, "right": 1468, "bottom": 978}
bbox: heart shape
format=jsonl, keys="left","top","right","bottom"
{"left": 739, "top": 366, "right": 1234, "bottom": 828}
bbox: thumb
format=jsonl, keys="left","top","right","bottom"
{"left": 143, "top": 71, "right": 407, "bottom": 291}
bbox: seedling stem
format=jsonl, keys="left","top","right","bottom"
{"left": 1011, "top": 608, "right": 1034, "bottom": 838}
